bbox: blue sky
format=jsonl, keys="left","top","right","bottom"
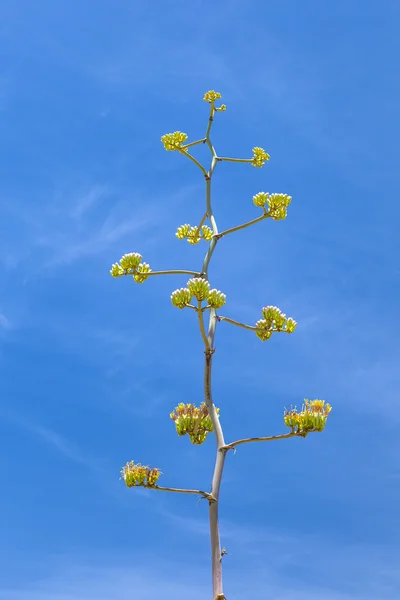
{"left": 0, "top": 1, "right": 399, "bottom": 598}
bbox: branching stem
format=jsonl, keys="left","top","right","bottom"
{"left": 216, "top": 209, "right": 268, "bottom": 239}
{"left": 217, "top": 157, "right": 253, "bottom": 164}
{"left": 153, "top": 485, "right": 216, "bottom": 502}
{"left": 221, "top": 432, "right": 297, "bottom": 451}
{"left": 147, "top": 269, "right": 201, "bottom": 277}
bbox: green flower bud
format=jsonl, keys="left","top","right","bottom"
{"left": 119, "top": 252, "right": 142, "bottom": 270}
{"left": 267, "top": 193, "right": 292, "bottom": 220}
{"left": 171, "top": 288, "right": 192, "bottom": 309}
{"left": 161, "top": 131, "right": 188, "bottom": 151}
{"left": 207, "top": 289, "right": 227, "bottom": 309}
{"left": 110, "top": 263, "right": 125, "bottom": 277}
{"left": 286, "top": 318, "right": 297, "bottom": 333}
{"left": 203, "top": 90, "right": 222, "bottom": 103}
{"left": 255, "top": 319, "right": 273, "bottom": 341}
{"left": 253, "top": 192, "right": 269, "bottom": 208}
{"left": 187, "top": 227, "right": 201, "bottom": 245}
{"left": 201, "top": 225, "right": 214, "bottom": 241}
{"left": 252, "top": 147, "right": 270, "bottom": 168}
{"left": 176, "top": 224, "right": 191, "bottom": 240}
{"left": 187, "top": 277, "right": 210, "bottom": 301}
{"left": 133, "top": 262, "right": 151, "bottom": 283}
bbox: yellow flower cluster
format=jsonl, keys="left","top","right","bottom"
{"left": 171, "top": 278, "right": 226, "bottom": 309}
{"left": 252, "top": 147, "right": 270, "bottom": 168}
{"left": 252, "top": 192, "right": 292, "bottom": 220}
{"left": 176, "top": 224, "right": 214, "bottom": 245}
{"left": 203, "top": 90, "right": 222, "bottom": 103}
{"left": 268, "top": 193, "right": 292, "bottom": 220}
{"left": 121, "top": 461, "right": 161, "bottom": 488}
{"left": 255, "top": 305, "right": 297, "bottom": 341}
{"left": 110, "top": 253, "right": 152, "bottom": 283}
{"left": 170, "top": 402, "right": 219, "bottom": 445}
{"left": 161, "top": 131, "right": 188, "bottom": 151}
{"left": 284, "top": 400, "right": 332, "bottom": 436}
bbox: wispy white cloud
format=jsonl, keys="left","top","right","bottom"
{"left": 0, "top": 549, "right": 398, "bottom": 600}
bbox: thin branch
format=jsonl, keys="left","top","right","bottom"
{"left": 153, "top": 485, "right": 216, "bottom": 502}
{"left": 217, "top": 315, "right": 292, "bottom": 335}
{"left": 217, "top": 157, "right": 253, "bottom": 164}
{"left": 197, "top": 302, "right": 211, "bottom": 350}
{"left": 217, "top": 316, "right": 257, "bottom": 332}
{"left": 146, "top": 269, "right": 201, "bottom": 277}
{"left": 194, "top": 212, "right": 208, "bottom": 239}
{"left": 182, "top": 138, "right": 206, "bottom": 150}
{"left": 181, "top": 150, "right": 209, "bottom": 178}
{"left": 217, "top": 211, "right": 269, "bottom": 239}
{"left": 221, "top": 432, "right": 297, "bottom": 451}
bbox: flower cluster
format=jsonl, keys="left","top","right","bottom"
{"left": 171, "top": 278, "right": 226, "bottom": 309}
{"left": 203, "top": 90, "right": 222, "bottom": 103}
{"left": 176, "top": 224, "right": 214, "bottom": 245}
{"left": 110, "top": 253, "right": 152, "bottom": 283}
{"left": 252, "top": 192, "right": 292, "bottom": 220}
{"left": 284, "top": 400, "right": 332, "bottom": 436}
{"left": 161, "top": 131, "right": 188, "bottom": 151}
{"left": 170, "top": 402, "right": 219, "bottom": 445}
{"left": 121, "top": 461, "right": 161, "bottom": 488}
{"left": 255, "top": 305, "right": 297, "bottom": 341}
{"left": 252, "top": 147, "right": 270, "bottom": 168}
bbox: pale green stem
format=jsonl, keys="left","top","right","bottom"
{"left": 217, "top": 157, "right": 253, "bottom": 164}
{"left": 147, "top": 269, "right": 201, "bottom": 277}
{"left": 197, "top": 302, "right": 211, "bottom": 350}
{"left": 181, "top": 150, "right": 209, "bottom": 178}
{"left": 218, "top": 315, "right": 292, "bottom": 335}
{"left": 200, "top": 100, "right": 226, "bottom": 600}
{"left": 194, "top": 212, "right": 208, "bottom": 239}
{"left": 221, "top": 432, "right": 297, "bottom": 452}
{"left": 217, "top": 210, "right": 269, "bottom": 238}
{"left": 182, "top": 138, "right": 207, "bottom": 150}
{"left": 217, "top": 315, "right": 257, "bottom": 332}
{"left": 152, "top": 485, "right": 216, "bottom": 502}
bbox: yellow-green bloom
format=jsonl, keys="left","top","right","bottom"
{"left": 207, "top": 289, "right": 226, "bottom": 309}
{"left": 253, "top": 192, "right": 269, "bottom": 208}
{"left": 216, "top": 104, "right": 227, "bottom": 112}
{"left": 286, "top": 318, "right": 297, "bottom": 333}
{"left": 170, "top": 402, "right": 220, "bottom": 445}
{"left": 187, "top": 277, "right": 210, "bottom": 301}
{"left": 119, "top": 252, "right": 142, "bottom": 270}
{"left": 133, "top": 262, "right": 151, "bottom": 283}
{"left": 187, "top": 227, "right": 201, "bottom": 245}
{"left": 283, "top": 400, "right": 332, "bottom": 435}
{"left": 161, "top": 131, "right": 188, "bottom": 151}
{"left": 203, "top": 90, "right": 222, "bottom": 103}
{"left": 175, "top": 224, "right": 214, "bottom": 245}
{"left": 171, "top": 288, "right": 192, "bottom": 309}
{"left": 121, "top": 461, "right": 161, "bottom": 488}
{"left": 255, "top": 319, "right": 273, "bottom": 341}
{"left": 252, "top": 147, "right": 270, "bottom": 168}
{"left": 176, "top": 224, "right": 191, "bottom": 240}
{"left": 110, "top": 263, "right": 125, "bottom": 277}
{"left": 267, "top": 193, "right": 292, "bottom": 220}
{"left": 201, "top": 225, "right": 213, "bottom": 241}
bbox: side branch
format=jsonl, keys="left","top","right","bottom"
{"left": 217, "top": 157, "right": 253, "bottom": 164}
{"left": 147, "top": 269, "right": 202, "bottom": 277}
{"left": 154, "top": 485, "right": 216, "bottom": 503}
{"left": 216, "top": 210, "right": 268, "bottom": 239}
{"left": 217, "top": 315, "right": 292, "bottom": 335}
{"left": 182, "top": 151, "right": 209, "bottom": 178}
{"left": 221, "top": 432, "right": 297, "bottom": 451}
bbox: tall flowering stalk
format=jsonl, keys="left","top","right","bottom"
{"left": 111, "top": 91, "right": 332, "bottom": 600}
